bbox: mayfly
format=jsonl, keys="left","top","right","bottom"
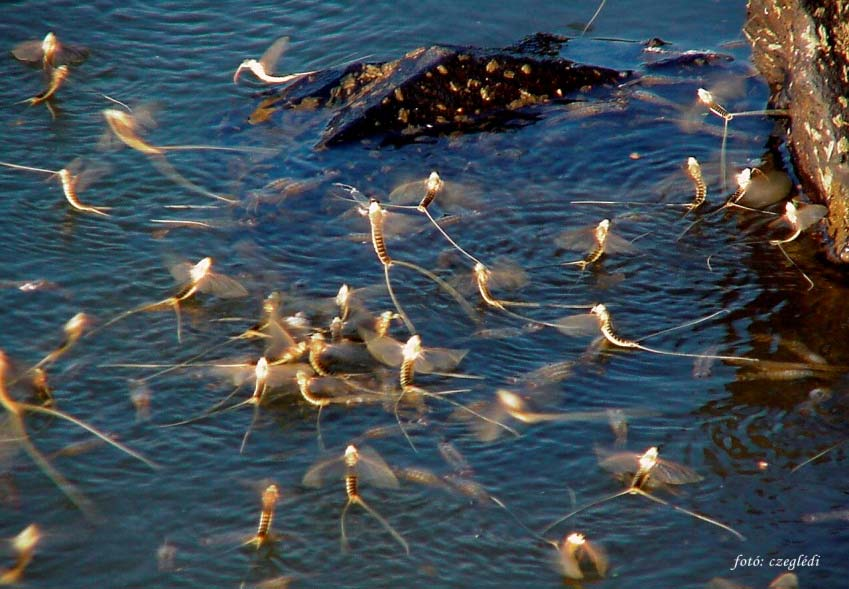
{"left": 101, "top": 108, "right": 271, "bottom": 156}
{"left": 18, "top": 65, "right": 70, "bottom": 118}
{"left": 98, "top": 256, "right": 248, "bottom": 343}
{"left": 678, "top": 167, "right": 786, "bottom": 241}
{"left": 245, "top": 484, "right": 281, "bottom": 549}
{"left": 33, "top": 312, "right": 90, "bottom": 371}
{"left": 365, "top": 199, "right": 477, "bottom": 333}
{"left": 101, "top": 107, "right": 272, "bottom": 204}
{"left": 386, "top": 171, "right": 485, "bottom": 267}
{"left": 11, "top": 32, "right": 89, "bottom": 70}
{"left": 685, "top": 156, "right": 707, "bottom": 211}
{"left": 162, "top": 357, "right": 274, "bottom": 454}
{"left": 552, "top": 532, "right": 609, "bottom": 581}
{"left": 390, "top": 335, "right": 515, "bottom": 450}
{"left": 302, "top": 444, "right": 409, "bottom": 554}
{"left": 768, "top": 201, "right": 827, "bottom": 245}
{"left": 697, "top": 87, "right": 789, "bottom": 192}
{"left": 0, "top": 524, "right": 41, "bottom": 585}
{"left": 0, "top": 350, "right": 158, "bottom": 519}
{"left": 555, "top": 219, "right": 636, "bottom": 270}
{"left": 542, "top": 446, "right": 744, "bottom": 540}
{"left": 233, "top": 36, "right": 317, "bottom": 85}
{"left": 0, "top": 159, "right": 111, "bottom": 216}
{"left": 493, "top": 389, "right": 653, "bottom": 426}
{"left": 296, "top": 370, "right": 385, "bottom": 449}
{"left": 552, "top": 303, "right": 760, "bottom": 364}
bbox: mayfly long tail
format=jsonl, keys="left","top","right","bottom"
{"left": 353, "top": 494, "right": 410, "bottom": 555}
{"left": 392, "top": 259, "right": 478, "bottom": 323}
{"left": 149, "top": 155, "right": 237, "bottom": 204}
{"left": 635, "top": 489, "right": 744, "bottom": 540}
{"left": 540, "top": 489, "right": 631, "bottom": 535}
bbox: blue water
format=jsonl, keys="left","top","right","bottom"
{"left": 1, "top": 1, "right": 847, "bottom": 588}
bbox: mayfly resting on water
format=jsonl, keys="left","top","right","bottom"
{"left": 11, "top": 32, "right": 88, "bottom": 70}
{"left": 302, "top": 444, "right": 409, "bottom": 554}
{"left": 542, "top": 446, "right": 743, "bottom": 540}
{"left": 97, "top": 256, "right": 248, "bottom": 343}
{"left": 555, "top": 219, "right": 637, "bottom": 270}
{"left": 551, "top": 303, "right": 760, "bottom": 364}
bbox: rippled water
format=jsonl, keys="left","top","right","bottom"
{"left": 1, "top": 1, "right": 848, "bottom": 588}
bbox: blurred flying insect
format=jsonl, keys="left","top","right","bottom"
{"left": 303, "top": 444, "right": 409, "bottom": 554}
{"left": 101, "top": 107, "right": 273, "bottom": 204}
{"left": 11, "top": 32, "right": 89, "bottom": 70}
{"left": 0, "top": 350, "right": 158, "bottom": 519}
{"left": 493, "top": 389, "right": 653, "bottom": 426}
{"left": 17, "top": 65, "right": 70, "bottom": 119}
{"left": 101, "top": 108, "right": 271, "bottom": 157}
{"left": 233, "top": 36, "right": 317, "bottom": 85}
{"left": 98, "top": 256, "right": 248, "bottom": 343}
{"left": 0, "top": 158, "right": 112, "bottom": 216}
{"left": 542, "top": 446, "right": 743, "bottom": 540}
{"left": 552, "top": 532, "right": 609, "bottom": 581}
{"left": 32, "top": 312, "right": 91, "bottom": 371}
{"left": 0, "top": 524, "right": 41, "bottom": 585}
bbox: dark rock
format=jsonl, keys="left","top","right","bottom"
{"left": 745, "top": 0, "right": 849, "bottom": 263}
{"left": 252, "top": 39, "right": 630, "bottom": 148}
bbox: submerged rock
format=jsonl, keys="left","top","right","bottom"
{"left": 249, "top": 34, "right": 630, "bottom": 147}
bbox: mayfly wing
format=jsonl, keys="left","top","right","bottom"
{"left": 11, "top": 39, "right": 44, "bottom": 64}
{"left": 595, "top": 447, "right": 639, "bottom": 475}
{"left": 551, "top": 312, "right": 598, "bottom": 336}
{"left": 354, "top": 446, "right": 400, "bottom": 489}
{"left": 66, "top": 160, "right": 112, "bottom": 193}
{"left": 54, "top": 42, "right": 89, "bottom": 66}
{"left": 388, "top": 178, "right": 426, "bottom": 205}
{"left": 554, "top": 226, "right": 594, "bottom": 251}
{"left": 265, "top": 363, "right": 312, "bottom": 389}
{"left": 258, "top": 36, "right": 290, "bottom": 72}
{"left": 650, "top": 458, "right": 704, "bottom": 485}
{"left": 487, "top": 258, "right": 529, "bottom": 291}
{"left": 416, "top": 346, "right": 468, "bottom": 373}
{"left": 168, "top": 260, "right": 195, "bottom": 288}
{"left": 196, "top": 272, "right": 249, "bottom": 298}
{"left": 792, "top": 203, "right": 828, "bottom": 232}
{"left": 302, "top": 454, "right": 344, "bottom": 488}
{"left": 362, "top": 332, "right": 404, "bottom": 367}
{"left": 602, "top": 231, "right": 637, "bottom": 254}
{"left": 736, "top": 170, "right": 791, "bottom": 209}
{"left": 557, "top": 543, "right": 583, "bottom": 580}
